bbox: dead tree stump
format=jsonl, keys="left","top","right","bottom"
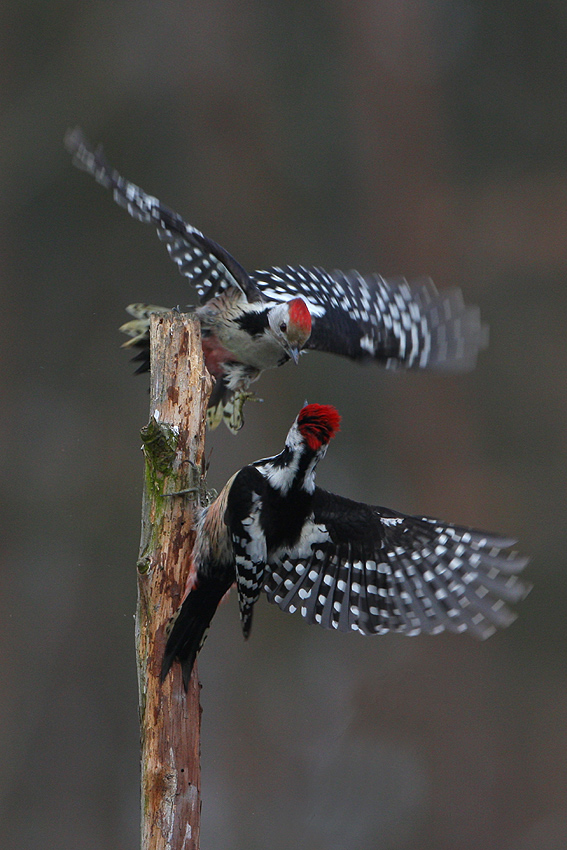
{"left": 136, "top": 312, "right": 212, "bottom": 850}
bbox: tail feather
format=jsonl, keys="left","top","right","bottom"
{"left": 119, "top": 303, "right": 170, "bottom": 375}
{"left": 161, "top": 577, "right": 229, "bottom": 690}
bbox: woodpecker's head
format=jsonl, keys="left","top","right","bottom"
{"left": 267, "top": 298, "right": 312, "bottom": 363}
{"left": 255, "top": 404, "right": 341, "bottom": 495}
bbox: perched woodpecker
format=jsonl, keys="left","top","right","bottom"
{"left": 161, "top": 404, "right": 529, "bottom": 689}
{"left": 66, "top": 128, "right": 487, "bottom": 432}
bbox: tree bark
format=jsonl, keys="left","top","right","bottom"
{"left": 136, "top": 312, "right": 212, "bottom": 850}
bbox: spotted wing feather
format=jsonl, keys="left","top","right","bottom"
{"left": 65, "top": 127, "right": 261, "bottom": 304}
{"left": 252, "top": 266, "right": 487, "bottom": 371}
{"left": 263, "top": 489, "right": 530, "bottom": 639}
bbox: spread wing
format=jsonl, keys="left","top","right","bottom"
{"left": 251, "top": 266, "right": 487, "bottom": 371}
{"left": 66, "top": 127, "right": 262, "bottom": 304}
{"left": 263, "top": 489, "right": 530, "bottom": 639}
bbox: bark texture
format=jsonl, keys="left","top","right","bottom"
{"left": 136, "top": 312, "right": 212, "bottom": 850}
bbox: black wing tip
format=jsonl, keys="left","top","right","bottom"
{"left": 65, "top": 125, "right": 116, "bottom": 192}
{"left": 64, "top": 126, "right": 82, "bottom": 153}
{"left": 369, "top": 274, "right": 489, "bottom": 372}
{"left": 416, "top": 285, "right": 489, "bottom": 372}
{"left": 64, "top": 126, "right": 100, "bottom": 165}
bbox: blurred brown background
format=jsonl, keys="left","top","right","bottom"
{"left": 1, "top": 2, "right": 565, "bottom": 848}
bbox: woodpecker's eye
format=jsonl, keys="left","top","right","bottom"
{"left": 279, "top": 322, "right": 287, "bottom": 333}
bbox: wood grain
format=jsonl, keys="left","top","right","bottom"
{"left": 136, "top": 312, "right": 212, "bottom": 850}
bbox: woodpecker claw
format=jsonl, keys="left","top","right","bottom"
{"left": 163, "top": 486, "right": 200, "bottom": 497}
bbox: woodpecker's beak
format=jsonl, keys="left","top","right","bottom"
{"left": 288, "top": 346, "right": 300, "bottom": 364}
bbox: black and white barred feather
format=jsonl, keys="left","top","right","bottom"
{"left": 66, "top": 127, "right": 487, "bottom": 376}
{"left": 65, "top": 128, "right": 256, "bottom": 303}
{"left": 161, "top": 404, "right": 529, "bottom": 688}
{"left": 252, "top": 266, "right": 485, "bottom": 371}
{"left": 264, "top": 497, "right": 527, "bottom": 640}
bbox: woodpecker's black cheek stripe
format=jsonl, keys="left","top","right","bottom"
{"left": 235, "top": 310, "right": 270, "bottom": 337}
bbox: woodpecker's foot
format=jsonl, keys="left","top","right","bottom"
{"left": 164, "top": 485, "right": 217, "bottom": 505}
{"left": 223, "top": 390, "right": 263, "bottom": 433}
{"left": 161, "top": 460, "right": 217, "bottom": 505}
{"left": 244, "top": 392, "right": 263, "bottom": 404}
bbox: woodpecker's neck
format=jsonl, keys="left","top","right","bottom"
{"left": 254, "top": 422, "right": 327, "bottom": 497}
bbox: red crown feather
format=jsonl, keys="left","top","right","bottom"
{"left": 297, "top": 404, "right": 341, "bottom": 451}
